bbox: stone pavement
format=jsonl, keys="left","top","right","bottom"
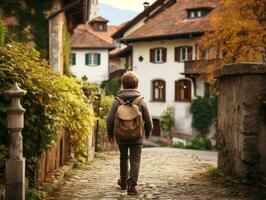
{"left": 46, "top": 148, "right": 266, "bottom": 200}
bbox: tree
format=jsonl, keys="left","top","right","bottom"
{"left": 201, "top": 0, "right": 266, "bottom": 64}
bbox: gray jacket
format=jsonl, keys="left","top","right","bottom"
{"left": 106, "top": 89, "right": 153, "bottom": 145}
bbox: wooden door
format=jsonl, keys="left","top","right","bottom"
{"left": 152, "top": 119, "right": 161, "bottom": 137}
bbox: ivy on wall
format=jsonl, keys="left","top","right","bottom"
{"left": 190, "top": 97, "right": 218, "bottom": 137}
{"left": 0, "top": 0, "right": 54, "bottom": 57}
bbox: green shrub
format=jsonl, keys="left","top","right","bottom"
{"left": 160, "top": 107, "right": 175, "bottom": 136}
{"left": 101, "top": 78, "right": 121, "bottom": 96}
{"left": 187, "top": 137, "right": 212, "bottom": 150}
{"left": 0, "top": 43, "right": 94, "bottom": 184}
{"left": 172, "top": 142, "right": 185, "bottom": 148}
{"left": 98, "top": 95, "right": 114, "bottom": 134}
{"left": 190, "top": 97, "right": 217, "bottom": 136}
{"left": 173, "top": 137, "right": 212, "bottom": 150}
{"left": 25, "top": 188, "right": 42, "bottom": 200}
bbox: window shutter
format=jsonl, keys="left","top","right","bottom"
{"left": 150, "top": 48, "right": 155, "bottom": 63}
{"left": 71, "top": 53, "right": 76, "bottom": 65}
{"left": 97, "top": 53, "right": 101, "bottom": 65}
{"left": 175, "top": 47, "right": 181, "bottom": 62}
{"left": 188, "top": 46, "right": 193, "bottom": 61}
{"left": 85, "top": 53, "right": 89, "bottom": 65}
{"left": 162, "top": 48, "right": 167, "bottom": 62}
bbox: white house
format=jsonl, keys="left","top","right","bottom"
{"left": 71, "top": 16, "right": 118, "bottom": 83}
{"left": 111, "top": 0, "right": 220, "bottom": 137}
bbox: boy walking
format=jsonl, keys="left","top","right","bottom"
{"left": 106, "top": 71, "right": 153, "bottom": 195}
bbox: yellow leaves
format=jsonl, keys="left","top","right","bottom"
{"left": 0, "top": 43, "right": 95, "bottom": 159}
{"left": 200, "top": 0, "right": 266, "bottom": 83}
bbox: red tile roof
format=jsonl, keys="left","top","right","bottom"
{"left": 71, "top": 21, "right": 119, "bottom": 49}
{"left": 71, "top": 29, "right": 115, "bottom": 49}
{"left": 112, "top": 0, "right": 176, "bottom": 39}
{"left": 122, "top": 0, "right": 220, "bottom": 42}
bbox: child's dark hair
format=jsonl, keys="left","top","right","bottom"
{"left": 121, "top": 71, "right": 139, "bottom": 89}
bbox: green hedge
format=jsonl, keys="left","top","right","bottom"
{"left": 0, "top": 43, "right": 94, "bottom": 184}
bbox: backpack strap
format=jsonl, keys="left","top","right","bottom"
{"left": 116, "top": 97, "right": 126, "bottom": 105}
{"left": 132, "top": 96, "right": 144, "bottom": 107}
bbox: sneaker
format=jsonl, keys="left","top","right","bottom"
{"left": 127, "top": 184, "right": 137, "bottom": 195}
{"left": 117, "top": 178, "right": 127, "bottom": 190}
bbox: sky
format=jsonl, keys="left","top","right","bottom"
{"left": 99, "top": 0, "right": 157, "bottom": 12}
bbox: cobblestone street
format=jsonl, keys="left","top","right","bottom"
{"left": 47, "top": 148, "right": 266, "bottom": 200}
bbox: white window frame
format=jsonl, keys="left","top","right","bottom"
{"left": 87, "top": 53, "right": 100, "bottom": 66}
{"left": 180, "top": 47, "right": 188, "bottom": 62}
{"left": 155, "top": 48, "right": 163, "bottom": 63}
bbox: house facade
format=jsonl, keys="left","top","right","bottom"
{"left": 71, "top": 16, "right": 117, "bottom": 83}
{"left": 112, "top": 0, "right": 220, "bottom": 137}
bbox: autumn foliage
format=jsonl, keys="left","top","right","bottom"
{"left": 201, "top": 0, "right": 266, "bottom": 64}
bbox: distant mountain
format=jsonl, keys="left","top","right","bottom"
{"left": 100, "top": 4, "right": 138, "bottom": 26}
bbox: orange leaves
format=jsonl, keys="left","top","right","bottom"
{"left": 201, "top": 0, "right": 266, "bottom": 65}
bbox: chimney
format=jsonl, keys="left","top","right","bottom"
{"left": 143, "top": 2, "right": 150, "bottom": 10}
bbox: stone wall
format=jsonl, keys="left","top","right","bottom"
{"left": 215, "top": 63, "right": 266, "bottom": 181}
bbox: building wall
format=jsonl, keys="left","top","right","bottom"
{"left": 71, "top": 49, "right": 109, "bottom": 83}
{"left": 132, "top": 39, "right": 199, "bottom": 133}
{"left": 89, "top": 0, "right": 99, "bottom": 21}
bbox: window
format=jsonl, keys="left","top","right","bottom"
{"left": 190, "top": 11, "right": 195, "bottom": 18}
{"left": 71, "top": 53, "right": 76, "bottom": 66}
{"left": 85, "top": 53, "right": 101, "bottom": 66}
{"left": 99, "top": 24, "right": 103, "bottom": 30}
{"left": 175, "top": 46, "right": 193, "bottom": 62}
{"left": 181, "top": 47, "right": 187, "bottom": 61}
{"left": 155, "top": 48, "right": 163, "bottom": 62}
{"left": 197, "top": 10, "right": 202, "bottom": 17}
{"left": 175, "top": 80, "right": 192, "bottom": 102}
{"left": 152, "top": 80, "right": 166, "bottom": 102}
{"left": 187, "top": 8, "right": 212, "bottom": 19}
{"left": 150, "top": 48, "right": 167, "bottom": 63}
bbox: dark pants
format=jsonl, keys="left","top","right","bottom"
{"left": 118, "top": 144, "right": 143, "bottom": 186}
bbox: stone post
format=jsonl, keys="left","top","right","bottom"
{"left": 4, "top": 83, "right": 27, "bottom": 200}
{"left": 214, "top": 63, "right": 266, "bottom": 181}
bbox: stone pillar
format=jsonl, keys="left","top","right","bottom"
{"left": 214, "top": 63, "right": 266, "bottom": 181}
{"left": 4, "top": 83, "right": 27, "bottom": 200}
{"left": 49, "top": 0, "right": 64, "bottom": 75}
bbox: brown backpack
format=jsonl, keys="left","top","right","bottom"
{"left": 114, "top": 96, "right": 144, "bottom": 140}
